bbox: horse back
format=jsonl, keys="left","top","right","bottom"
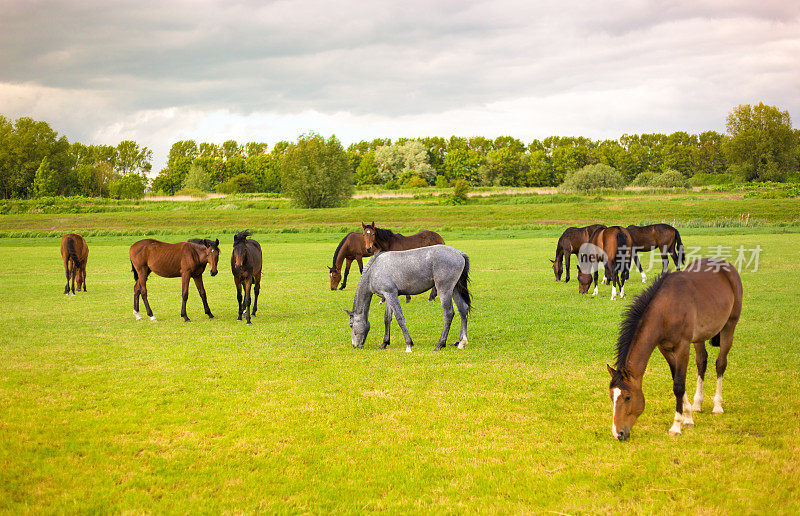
{"left": 129, "top": 239, "right": 188, "bottom": 278}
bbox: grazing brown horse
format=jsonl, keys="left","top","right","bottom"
{"left": 231, "top": 230, "right": 262, "bottom": 324}
{"left": 627, "top": 223, "right": 685, "bottom": 280}
{"left": 129, "top": 238, "right": 220, "bottom": 322}
{"left": 577, "top": 226, "right": 632, "bottom": 300}
{"left": 329, "top": 232, "right": 373, "bottom": 291}
{"left": 60, "top": 233, "right": 89, "bottom": 295}
{"left": 551, "top": 224, "right": 606, "bottom": 282}
{"left": 362, "top": 222, "right": 445, "bottom": 301}
{"left": 607, "top": 259, "right": 742, "bottom": 440}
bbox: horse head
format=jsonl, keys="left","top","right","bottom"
{"left": 345, "top": 309, "right": 370, "bottom": 348}
{"left": 608, "top": 365, "right": 645, "bottom": 441}
{"left": 203, "top": 238, "right": 220, "bottom": 276}
{"left": 362, "top": 221, "right": 377, "bottom": 253}
{"left": 329, "top": 266, "right": 341, "bottom": 290}
{"left": 551, "top": 258, "right": 563, "bottom": 281}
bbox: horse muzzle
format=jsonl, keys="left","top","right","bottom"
{"left": 210, "top": 270, "right": 218, "bottom": 277}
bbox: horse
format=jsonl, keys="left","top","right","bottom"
{"left": 361, "top": 222, "right": 445, "bottom": 301}
{"left": 607, "top": 259, "right": 742, "bottom": 440}
{"left": 329, "top": 232, "right": 373, "bottom": 291}
{"left": 626, "top": 223, "right": 685, "bottom": 281}
{"left": 129, "top": 238, "right": 220, "bottom": 322}
{"left": 577, "top": 226, "right": 633, "bottom": 300}
{"left": 346, "top": 245, "right": 471, "bottom": 352}
{"left": 550, "top": 224, "right": 606, "bottom": 281}
{"left": 231, "top": 230, "right": 262, "bottom": 324}
{"left": 60, "top": 233, "right": 89, "bottom": 295}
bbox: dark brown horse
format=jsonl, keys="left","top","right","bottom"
{"left": 60, "top": 233, "right": 88, "bottom": 295}
{"left": 362, "top": 222, "right": 446, "bottom": 301}
{"left": 551, "top": 224, "right": 606, "bottom": 281}
{"left": 627, "top": 223, "right": 685, "bottom": 280}
{"left": 577, "top": 226, "right": 632, "bottom": 300}
{"left": 607, "top": 259, "right": 742, "bottom": 440}
{"left": 329, "top": 232, "right": 373, "bottom": 291}
{"left": 231, "top": 230, "right": 262, "bottom": 324}
{"left": 129, "top": 238, "right": 220, "bottom": 322}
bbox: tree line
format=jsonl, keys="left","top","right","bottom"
{"left": 1, "top": 103, "right": 797, "bottom": 202}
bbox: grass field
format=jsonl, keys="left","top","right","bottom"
{"left": 1, "top": 193, "right": 799, "bottom": 512}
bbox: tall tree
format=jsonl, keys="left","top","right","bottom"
{"left": 724, "top": 103, "right": 796, "bottom": 181}
{"left": 281, "top": 133, "right": 352, "bottom": 208}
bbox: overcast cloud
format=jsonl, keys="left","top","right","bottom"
{"left": 1, "top": 0, "right": 799, "bottom": 172}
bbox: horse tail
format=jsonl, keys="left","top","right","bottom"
{"left": 66, "top": 236, "right": 81, "bottom": 271}
{"left": 710, "top": 332, "right": 721, "bottom": 347}
{"left": 131, "top": 260, "right": 138, "bottom": 282}
{"left": 674, "top": 229, "right": 685, "bottom": 269}
{"left": 455, "top": 253, "right": 472, "bottom": 312}
{"left": 615, "top": 229, "right": 629, "bottom": 280}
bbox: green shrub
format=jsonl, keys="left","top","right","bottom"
{"left": 445, "top": 179, "right": 471, "bottom": 205}
{"left": 652, "top": 170, "right": 690, "bottom": 188}
{"left": 384, "top": 180, "right": 400, "bottom": 190}
{"left": 109, "top": 173, "right": 146, "bottom": 200}
{"left": 435, "top": 175, "right": 450, "bottom": 188}
{"left": 281, "top": 133, "right": 353, "bottom": 208}
{"left": 403, "top": 176, "right": 428, "bottom": 188}
{"left": 558, "top": 163, "right": 625, "bottom": 193}
{"left": 174, "top": 187, "right": 206, "bottom": 198}
{"left": 631, "top": 172, "right": 658, "bottom": 187}
{"left": 689, "top": 173, "right": 738, "bottom": 186}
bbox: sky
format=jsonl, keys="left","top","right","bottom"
{"left": 1, "top": 0, "right": 799, "bottom": 173}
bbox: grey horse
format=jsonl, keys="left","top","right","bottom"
{"left": 345, "top": 245, "right": 471, "bottom": 352}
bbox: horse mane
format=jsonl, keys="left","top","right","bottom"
{"left": 331, "top": 233, "right": 352, "bottom": 268}
{"left": 615, "top": 272, "right": 672, "bottom": 372}
{"left": 234, "top": 230, "right": 251, "bottom": 246}
{"left": 374, "top": 226, "right": 395, "bottom": 242}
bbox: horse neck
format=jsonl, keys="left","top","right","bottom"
{"left": 352, "top": 267, "right": 373, "bottom": 315}
{"left": 624, "top": 322, "right": 659, "bottom": 381}
{"left": 554, "top": 244, "right": 564, "bottom": 261}
{"left": 333, "top": 241, "right": 348, "bottom": 271}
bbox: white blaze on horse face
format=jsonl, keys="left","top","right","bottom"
{"left": 611, "top": 388, "right": 621, "bottom": 438}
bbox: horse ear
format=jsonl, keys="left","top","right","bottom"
{"left": 606, "top": 364, "right": 616, "bottom": 377}
{"left": 215, "top": 238, "right": 219, "bottom": 247}
{"left": 361, "top": 222, "right": 366, "bottom": 229}
{"left": 550, "top": 259, "right": 555, "bottom": 264}
{"left": 203, "top": 240, "right": 211, "bottom": 248}
{"left": 344, "top": 309, "right": 353, "bottom": 317}
{"left": 371, "top": 221, "right": 375, "bottom": 227}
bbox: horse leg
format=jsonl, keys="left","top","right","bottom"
{"left": 244, "top": 278, "right": 253, "bottom": 324}
{"left": 133, "top": 274, "right": 142, "bottom": 320}
{"left": 252, "top": 274, "right": 260, "bottom": 316}
{"left": 235, "top": 277, "right": 243, "bottom": 320}
{"left": 607, "top": 262, "right": 618, "bottom": 300}
{"left": 386, "top": 296, "right": 414, "bottom": 353}
{"left": 357, "top": 257, "right": 364, "bottom": 273}
{"left": 692, "top": 341, "right": 708, "bottom": 412}
{"left": 181, "top": 274, "right": 191, "bottom": 322}
{"left": 64, "top": 258, "right": 71, "bottom": 295}
{"left": 70, "top": 262, "right": 77, "bottom": 296}
{"left": 564, "top": 252, "right": 571, "bottom": 283}
{"left": 436, "top": 292, "right": 455, "bottom": 350}
{"left": 668, "top": 344, "right": 692, "bottom": 435}
{"left": 453, "top": 289, "right": 469, "bottom": 349}
{"left": 633, "top": 251, "right": 646, "bottom": 282}
{"left": 713, "top": 322, "right": 737, "bottom": 414}
{"left": 140, "top": 271, "right": 155, "bottom": 321}
{"left": 194, "top": 276, "right": 214, "bottom": 319}
{"left": 380, "top": 304, "right": 392, "bottom": 349}
{"left": 592, "top": 270, "right": 599, "bottom": 297}
{"left": 670, "top": 247, "right": 681, "bottom": 272}
{"left": 428, "top": 285, "right": 438, "bottom": 302}
{"left": 340, "top": 258, "right": 352, "bottom": 290}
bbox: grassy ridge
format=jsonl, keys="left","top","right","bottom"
{"left": 1, "top": 192, "right": 799, "bottom": 237}
{"left": 0, "top": 230, "right": 798, "bottom": 512}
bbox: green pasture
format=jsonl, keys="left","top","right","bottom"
{"left": 1, "top": 195, "right": 799, "bottom": 512}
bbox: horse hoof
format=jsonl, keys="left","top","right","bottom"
{"left": 133, "top": 311, "right": 143, "bottom": 321}
{"left": 712, "top": 406, "right": 724, "bottom": 414}
{"left": 435, "top": 344, "right": 445, "bottom": 350}
{"left": 692, "top": 403, "right": 702, "bottom": 412}
{"left": 208, "top": 314, "right": 215, "bottom": 319}
{"left": 405, "top": 345, "right": 412, "bottom": 353}
{"left": 183, "top": 318, "right": 191, "bottom": 323}
{"left": 683, "top": 420, "right": 694, "bottom": 428}
{"left": 669, "top": 429, "right": 682, "bottom": 436}
{"left": 246, "top": 321, "right": 252, "bottom": 326}
{"left": 150, "top": 316, "right": 157, "bottom": 321}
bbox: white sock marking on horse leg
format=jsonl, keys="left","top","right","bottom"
{"left": 133, "top": 310, "right": 142, "bottom": 321}
{"left": 620, "top": 285, "right": 625, "bottom": 298}
{"left": 150, "top": 315, "right": 157, "bottom": 321}
{"left": 611, "top": 285, "right": 617, "bottom": 300}
{"left": 669, "top": 412, "right": 683, "bottom": 435}
{"left": 692, "top": 376, "right": 704, "bottom": 412}
{"left": 405, "top": 345, "right": 412, "bottom": 353}
{"left": 641, "top": 272, "right": 647, "bottom": 282}
{"left": 592, "top": 285, "right": 598, "bottom": 296}
{"left": 458, "top": 337, "right": 467, "bottom": 349}
{"left": 713, "top": 377, "right": 724, "bottom": 414}
{"left": 682, "top": 394, "right": 694, "bottom": 426}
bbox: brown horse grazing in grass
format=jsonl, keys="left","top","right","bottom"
{"left": 231, "top": 230, "right": 262, "bottom": 325}
{"left": 329, "top": 232, "right": 373, "bottom": 291}
{"left": 551, "top": 224, "right": 606, "bottom": 282}
{"left": 627, "top": 223, "right": 685, "bottom": 281}
{"left": 607, "top": 259, "right": 742, "bottom": 440}
{"left": 362, "top": 222, "right": 445, "bottom": 301}
{"left": 60, "top": 233, "right": 88, "bottom": 295}
{"left": 577, "top": 226, "right": 632, "bottom": 300}
{"left": 129, "top": 238, "right": 220, "bottom": 322}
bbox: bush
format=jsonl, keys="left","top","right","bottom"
{"left": 558, "top": 163, "right": 625, "bottom": 193}
{"left": 689, "top": 173, "right": 738, "bottom": 187}
{"left": 216, "top": 173, "right": 257, "bottom": 194}
{"left": 403, "top": 176, "right": 428, "bottom": 188}
{"left": 631, "top": 171, "right": 659, "bottom": 187}
{"left": 652, "top": 170, "right": 690, "bottom": 188}
{"left": 174, "top": 187, "right": 206, "bottom": 198}
{"left": 281, "top": 133, "right": 353, "bottom": 208}
{"left": 182, "top": 164, "right": 211, "bottom": 191}
{"left": 109, "top": 173, "right": 146, "bottom": 199}
{"left": 384, "top": 179, "right": 400, "bottom": 190}
{"left": 447, "top": 179, "right": 471, "bottom": 205}
{"left": 435, "top": 175, "right": 450, "bottom": 188}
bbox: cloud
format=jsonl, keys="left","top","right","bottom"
{"left": 1, "top": 0, "right": 799, "bottom": 171}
